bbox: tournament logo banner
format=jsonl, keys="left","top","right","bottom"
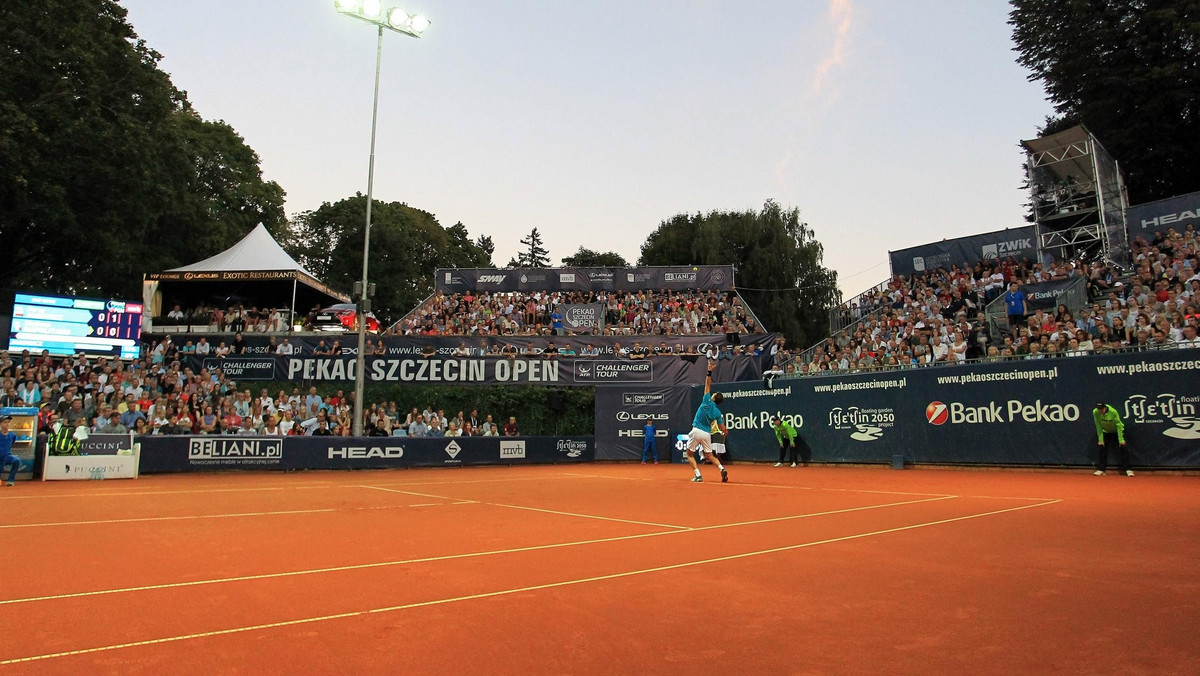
{"left": 433, "top": 266, "right": 736, "bottom": 293}
{"left": 557, "top": 304, "right": 603, "bottom": 333}
{"left": 187, "top": 353, "right": 765, "bottom": 387}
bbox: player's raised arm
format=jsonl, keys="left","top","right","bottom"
{"left": 705, "top": 358, "right": 715, "bottom": 394}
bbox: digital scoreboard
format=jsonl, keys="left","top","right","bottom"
{"left": 9, "top": 293, "right": 143, "bottom": 359}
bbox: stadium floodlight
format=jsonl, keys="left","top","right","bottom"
{"left": 333, "top": 3, "right": 430, "bottom": 435}
{"left": 386, "top": 8, "right": 409, "bottom": 30}
{"left": 408, "top": 14, "right": 431, "bottom": 34}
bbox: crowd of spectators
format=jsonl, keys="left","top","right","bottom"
{"left": 792, "top": 227, "right": 1200, "bottom": 376}
{"left": 158, "top": 304, "right": 293, "bottom": 332}
{"left": 392, "top": 289, "right": 758, "bottom": 337}
{"left": 0, "top": 349, "right": 522, "bottom": 439}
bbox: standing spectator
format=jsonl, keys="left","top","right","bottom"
{"left": 1, "top": 416, "right": 20, "bottom": 486}
{"left": 641, "top": 419, "right": 658, "bottom": 464}
{"left": 1004, "top": 282, "right": 1028, "bottom": 337}
{"left": 1093, "top": 402, "right": 1133, "bottom": 477}
{"left": 771, "top": 417, "right": 799, "bottom": 467}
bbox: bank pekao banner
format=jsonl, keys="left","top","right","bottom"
{"left": 435, "top": 266, "right": 735, "bottom": 293}
{"left": 185, "top": 354, "right": 764, "bottom": 387}
{"left": 1019, "top": 278, "right": 1079, "bottom": 311}
{"left": 713, "top": 349, "right": 1200, "bottom": 468}
{"left": 889, "top": 226, "right": 1037, "bottom": 277}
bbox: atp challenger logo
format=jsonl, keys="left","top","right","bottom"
{"left": 1123, "top": 394, "right": 1200, "bottom": 439}
{"left": 926, "top": 399, "right": 1079, "bottom": 425}
{"left": 829, "top": 406, "right": 894, "bottom": 442}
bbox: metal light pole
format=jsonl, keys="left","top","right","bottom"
{"left": 334, "top": 0, "right": 429, "bottom": 436}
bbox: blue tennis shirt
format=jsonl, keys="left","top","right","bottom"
{"left": 692, "top": 393, "right": 722, "bottom": 431}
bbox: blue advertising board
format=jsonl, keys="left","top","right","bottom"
{"left": 712, "top": 350, "right": 1200, "bottom": 468}
{"left": 135, "top": 435, "right": 595, "bottom": 473}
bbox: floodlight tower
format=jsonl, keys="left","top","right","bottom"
{"left": 333, "top": 0, "right": 430, "bottom": 435}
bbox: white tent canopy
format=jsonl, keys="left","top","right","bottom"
{"left": 170, "top": 223, "right": 314, "bottom": 275}
{"left": 143, "top": 224, "right": 348, "bottom": 331}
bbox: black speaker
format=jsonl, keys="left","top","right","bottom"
{"left": 548, "top": 390, "right": 566, "bottom": 412}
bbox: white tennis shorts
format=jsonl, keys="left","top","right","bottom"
{"left": 688, "top": 427, "right": 712, "bottom": 453}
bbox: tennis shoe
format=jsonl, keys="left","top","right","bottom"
{"left": 1093, "top": 470, "right": 1105, "bottom": 476}
{"left": 791, "top": 462, "right": 798, "bottom": 468}
{"left": 4, "top": 481, "right": 13, "bottom": 486}
{"left": 773, "top": 462, "right": 783, "bottom": 467}
{"left": 1125, "top": 470, "right": 1134, "bottom": 477}
{"left": 691, "top": 475, "right": 703, "bottom": 482}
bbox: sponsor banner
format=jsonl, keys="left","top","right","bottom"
{"left": 42, "top": 454, "right": 137, "bottom": 480}
{"left": 434, "top": 266, "right": 735, "bottom": 293}
{"left": 889, "top": 226, "right": 1037, "bottom": 277}
{"left": 595, "top": 387, "right": 694, "bottom": 460}
{"left": 714, "top": 350, "right": 1200, "bottom": 467}
{"left": 187, "top": 437, "right": 283, "bottom": 467}
{"left": 171, "top": 332, "right": 776, "bottom": 360}
{"left": 557, "top": 304, "right": 603, "bottom": 333}
{"left": 202, "top": 357, "right": 276, "bottom": 380}
{"left": 136, "top": 436, "right": 594, "bottom": 473}
{"left": 1018, "top": 279, "right": 1078, "bottom": 311}
{"left": 185, "top": 354, "right": 763, "bottom": 387}
{"left": 1126, "top": 190, "right": 1200, "bottom": 241}
{"left": 80, "top": 434, "right": 134, "bottom": 455}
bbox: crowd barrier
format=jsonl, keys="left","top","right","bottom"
{"left": 135, "top": 435, "right": 595, "bottom": 473}
{"left": 712, "top": 349, "right": 1200, "bottom": 468}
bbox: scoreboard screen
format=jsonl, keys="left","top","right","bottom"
{"left": 9, "top": 293, "right": 143, "bottom": 359}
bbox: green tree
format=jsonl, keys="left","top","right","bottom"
{"left": 1009, "top": 0, "right": 1200, "bottom": 203}
{"left": 639, "top": 200, "right": 839, "bottom": 347}
{"left": 513, "top": 227, "right": 551, "bottom": 267}
{"left": 282, "top": 196, "right": 493, "bottom": 324}
{"left": 0, "top": 0, "right": 285, "bottom": 297}
{"left": 561, "top": 247, "right": 629, "bottom": 267}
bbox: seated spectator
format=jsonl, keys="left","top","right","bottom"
{"left": 502, "top": 416, "right": 519, "bottom": 436}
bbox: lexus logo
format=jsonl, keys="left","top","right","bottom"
{"left": 616, "top": 411, "right": 670, "bottom": 422}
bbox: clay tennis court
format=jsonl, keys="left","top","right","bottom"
{"left": 1, "top": 465, "right": 1197, "bottom": 674}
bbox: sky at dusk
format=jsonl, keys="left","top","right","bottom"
{"left": 119, "top": 0, "right": 1052, "bottom": 297}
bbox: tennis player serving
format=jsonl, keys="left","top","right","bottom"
{"left": 684, "top": 359, "right": 728, "bottom": 483}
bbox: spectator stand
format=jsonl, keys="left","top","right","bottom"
{"left": 142, "top": 224, "right": 348, "bottom": 335}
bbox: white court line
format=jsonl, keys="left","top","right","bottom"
{"left": 0, "top": 474, "right": 593, "bottom": 501}
{"left": 0, "top": 495, "right": 952, "bottom": 607}
{"left": 0, "top": 509, "right": 339, "bottom": 529}
{"left": 0, "top": 499, "right": 1059, "bottom": 666}
{"left": 560, "top": 472, "right": 655, "bottom": 481}
{"left": 359, "top": 484, "right": 692, "bottom": 530}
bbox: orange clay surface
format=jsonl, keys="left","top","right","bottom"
{"left": 0, "top": 464, "right": 1197, "bottom": 675}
